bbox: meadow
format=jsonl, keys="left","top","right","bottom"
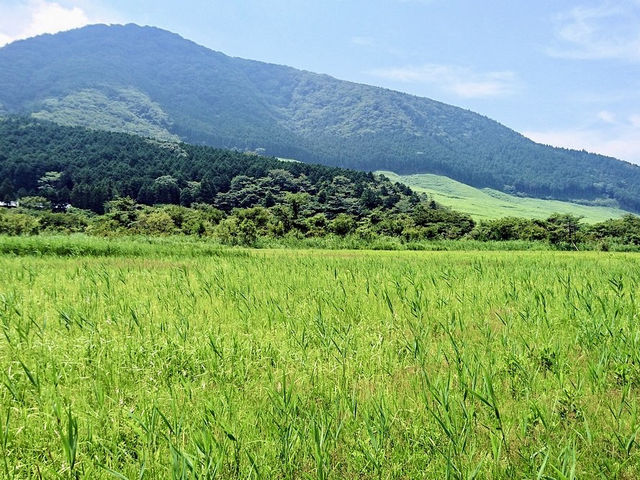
{"left": 1, "top": 237, "right": 640, "bottom": 478}
{"left": 377, "top": 171, "right": 630, "bottom": 223}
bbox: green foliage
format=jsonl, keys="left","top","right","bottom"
{"left": 0, "top": 210, "right": 40, "bottom": 235}
{"left": 215, "top": 216, "right": 258, "bottom": 246}
{"left": 586, "top": 214, "right": 640, "bottom": 246}
{"left": 546, "top": 213, "right": 583, "bottom": 248}
{"left": 411, "top": 203, "right": 475, "bottom": 239}
{"left": 18, "top": 196, "right": 52, "bottom": 210}
{"left": 305, "top": 213, "right": 329, "bottom": 237}
{"left": 472, "top": 217, "right": 549, "bottom": 242}
{"left": 31, "top": 87, "right": 180, "bottom": 141}
{"left": 330, "top": 213, "right": 355, "bottom": 236}
{"left": 134, "top": 209, "right": 177, "bottom": 235}
{"left": 471, "top": 215, "right": 584, "bottom": 249}
{"left": 37, "top": 209, "right": 90, "bottom": 234}
{"left": 0, "top": 178, "right": 15, "bottom": 202}
{"left": 2, "top": 113, "right": 640, "bottom": 249}
{"left": 2, "top": 24, "right": 640, "bottom": 211}
{"left": 469, "top": 214, "right": 640, "bottom": 250}
{"left": 148, "top": 175, "right": 180, "bottom": 205}
{"left": 0, "top": 117, "right": 420, "bottom": 219}
{"left": 2, "top": 240, "right": 640, "bottom": 477}
{"left": 4, "top": 192, "right": 640, "bottom": 249}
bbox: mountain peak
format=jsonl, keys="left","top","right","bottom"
{"left": 1, "top": 23, "right": 640, "bottom": 211}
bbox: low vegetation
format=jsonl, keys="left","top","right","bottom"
{"left": 1, "top": 238, "right": 640, "bottom": 478}
{"left": 378, "top": 171, "right": 630, "bottom": 223}
{"left": 2, "top": 197, "right": 640, "bottom": 252}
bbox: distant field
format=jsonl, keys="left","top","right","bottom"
{"left": 379, "top": 170, "right": 631, "bottom": 223}
{"left": 2, "top": 236, "right": 640, "bottom": 478}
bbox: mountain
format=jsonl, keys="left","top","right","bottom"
{"left": 1, "top": 24, "right": 640, "bottom": 212}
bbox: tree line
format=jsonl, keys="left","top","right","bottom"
{"left": 0, "top": 117, "right": 421, "bottom": 216}
{"left": 2, "top": 117, "right": 639, "bottom": 249}
{"left": 2, "top": 196, "right": 640, "bottom": 250}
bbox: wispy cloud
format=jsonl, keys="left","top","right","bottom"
{"left": 548, "top": 1, "right": 640, "bottom": 61}
{"left": 0, "top": 0, "right": 117, "bottom": 47}
{"left": 369, "top": 63, "right": 519, "bottom": 98}
{"left": 351, "top": 36, "right": 375, "bottom": 47}
{"left": 524, "top": 113, "right": 640, "bottom": 164}
{"left": 597, "top": 110, "right": 616, "bottom": 123}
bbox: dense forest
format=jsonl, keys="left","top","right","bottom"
{"left": 2, "top": 24, "right": 640, "bottom": 211}
{"left": 0, "top": 117, "right": 425, "bottom": 217}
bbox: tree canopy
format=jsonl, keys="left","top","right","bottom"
{"left": 0, "top": 117, "right": 419, "bottom": 217}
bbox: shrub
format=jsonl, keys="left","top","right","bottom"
{"left": 331, "top": 214, "right": 355, "bottom": 236}
{"left": 0, "top": 211, "right": 40, "bottom": 235}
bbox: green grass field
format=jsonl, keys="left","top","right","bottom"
{"left": 378, "top": 171, "right": 631, "bottom": 223}
{"left": 2, "top": 237, "right": 640, "bottom": 478}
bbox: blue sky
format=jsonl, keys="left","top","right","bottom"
{"left": 1, "top": 0, "right": 640, "bottom": 164}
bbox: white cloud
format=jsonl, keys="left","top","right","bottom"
{"left": 0, "top": 32, "right": 13, "bottom": 46}
{"left": 524, "top": 118, "right": 640, "bottom": 164}
{"left": 630, "top": 114, "right": 640, "bottom": 127}
{"left": 369, "top": 64, "right": 519, "bottom": 98}
{"left": 597, "top": 110, "right": 616, "bottom": 123}
{"left": 548, "top": 1, "right": 640, "bottom": 61}
{"left": 0, "top": 0, "right": 115, "bottom": 47}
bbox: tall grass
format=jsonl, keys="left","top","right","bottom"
{"left": 1, "top": 237, "right": 639, "bottom": 477}
{"left": 0, "top": 235, "right": 241, "bottom": 258}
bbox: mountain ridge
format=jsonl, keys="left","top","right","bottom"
{"left": 2, "top": 23, "right": 640, "bottom": 211}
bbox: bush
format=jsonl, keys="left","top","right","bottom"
{"left": 38, "top": 210, "right": 90, "bottom": 233}
{"left": 215, "top": 217, "right": 258, "bottom": 246}
{"left": 331, "top": 214, "right": 355, "bottom": 236}
{"left": 305, "top": 214, "right": 329, "bottom": 237}
{"left": 135, "top": 210, "right": 177, "bottom": 235}
{"left": 0, "top": 211, "right": 40, "bottom": 235}
{"left": 17, "top": 196, "right": 52, "bottom": 211}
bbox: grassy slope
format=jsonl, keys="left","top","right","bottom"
{"left": 379, "top": 170, "right": 630, "bottom": 223}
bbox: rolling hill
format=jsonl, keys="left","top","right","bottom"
{"left": 378, "top": 171, "right": 631, "bottom": 224}
{"left": 1, "top": 24, "right": 640, "bottom": 212}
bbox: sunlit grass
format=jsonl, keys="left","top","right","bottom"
{"left": 1, "top": 237, "right": 639, "bottom": 478}
{"left": 378, "top": 170, "right": 630, "bottom": 223}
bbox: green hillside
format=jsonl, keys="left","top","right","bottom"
{"left": 0, "top": 117, "right": 421, "bottom": 217}
{"left": 2, "top": 24, "right": 640, "bottom": 211}
{"left": 31, "top": 87, "right": 179, "bottom": 142}
{"left": 378, "top": 171, "right": 630, "bottom": 223}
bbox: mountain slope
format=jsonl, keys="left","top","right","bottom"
{"left": 0, "top": 116, "right": 421, "bottom": 216}
{"left": 378, "top": 171, "right": 630, "bottom": 224}
{"left": 1, "top": 24, "right": 640, "bottom": 211}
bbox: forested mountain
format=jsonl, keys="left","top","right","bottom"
{"left": 0, "top": 117, "right": 421, "bottom": 216}
{"left": 2, "top": 24, "right": 640, "bottom": 211}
